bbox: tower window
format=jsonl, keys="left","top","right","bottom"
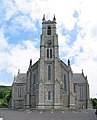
{"left": 48, "top": 91, "right": 51, "bottom": 100}
{"left": 48, "top": 65, "right": 51, "bottom": 80}
{"left": 47, "top": 49, "right": 53, "bottom": 58}
{"left": 47, "top": 26, "right": 51, "bottom": 35}
{"left": 50, "top": 49, "right": 52, "bottom": 58}
{"left": 47, "top": 49, "right": 49, "bottom": 58}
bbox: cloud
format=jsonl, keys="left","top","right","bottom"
{"left": 8, "top": 40, "right": 39, "bottom": 75}
{"left": 8, "top": 14, "right": 37, "bottom": 33}
{"left": 0, "top": 29, "right": 39, "bottom": 78}
{"left": 1, "top": 0, "right": 37, "bottom": 36}
{"left": 0, "top": 30, "right": 10, "bottom": 72}
{"left": 0, "top": 39, "right": 39, "bottom": 75}
{"left": 0, "top": 30, "right": 8, "bottom": 50}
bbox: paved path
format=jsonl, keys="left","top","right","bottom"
{"left": 0, "top": 108, "right": 96, "bottom": 120}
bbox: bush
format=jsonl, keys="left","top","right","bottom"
{"left": 0, "top": 86, "right": 12, "bottom": 108}
{"left": 91, "top": 98, "right": 97, "bottom": 109}
{"left": 0, "top": 99, "right": 8, "bottom": 107}
{"left": 0, "top": 90, "right": 4, "bottom": 99}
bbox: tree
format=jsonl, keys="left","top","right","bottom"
{"left": 0, "top": 86, "right": 12, "bottom": 107}
{"left": 5, "top": 91, "right": 11, "bottom": 103}
{"left": 0, "top": 90, "right": 4, "bottom": 99}
{"left": 91, "top": 98, "right": 97, "bottom": 109}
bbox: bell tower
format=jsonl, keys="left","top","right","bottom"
{"left": 40, "top": 14, "right": 59, "bottom": 60}
{"left": 38, "top": 15, "right": 61, "bottom": 109}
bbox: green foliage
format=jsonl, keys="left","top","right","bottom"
{"left": 0, "top": 99, "right": 8, "bottom": 107}
{"left": 91, "top": 98, "right": 97, "bottom": 109}
{"left": 0, "top": 86, "right": 12, "bottom": 107}
{"left": 0, "top": 90, "right": 4, "bottom": 99}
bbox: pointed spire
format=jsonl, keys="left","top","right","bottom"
{"left": 42, "top": 14, "right": 45, "bottom": 21}
{"left": 30, "top": 59, "right": 32, "bottom": 66}
{"left": 53, "top": 14, "right": 56, "bottom": 21}
{"left": 82, "top": 69, "right": 84, "bottom": 75}
{"left": 68, "top": 59, "right": 70, "bottom": 66}
{"left": 13, "top": 75, "right": 16, "bottom": 82}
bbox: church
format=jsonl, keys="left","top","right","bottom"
{"left": 11, "top": 15, "right": 91, "bottom": 109}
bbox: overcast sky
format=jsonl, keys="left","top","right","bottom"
{"left": 0, "top": 0, "right": 97, "bottom": 98}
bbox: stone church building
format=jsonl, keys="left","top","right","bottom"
{"left": 11, "top": 15, "right": 91, "bottom": 109}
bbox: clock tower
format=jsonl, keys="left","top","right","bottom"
{"left": 40, "top": 14, "right": 59, "bottom": 60}
{"left": 38, "top": 15, "right": 61, "bottom": 109}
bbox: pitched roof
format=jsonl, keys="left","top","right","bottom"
{"left": 59, "top": 59, "right": 69, "bottom": 71}
{"left": 73, "top": 73, "right": 87, "bottom": 84}
{"left": 14, "top": 73, "right": 27, "bottom": 84}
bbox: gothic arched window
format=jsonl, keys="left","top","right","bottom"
{"left": 64, "top": 74, "right": 66, "bottom": 93}
{"left": 47, "top": 26, "right": 51, "bottom": 35}
{"left": 33, "top": 74, "right": 36, "bottom": 95}
{"left": 47, "top": 49, "right": 49, "bottom": 58}
{"left": 50, "top": 49, "right": 52, "bottom": 58}
{"left": 80, "top": 86, "right": 84, "bottom": 100}
{"left": 17, "top": 86, "right": 23, "bottom": 98}
{"left": 48, "top": 65, "right": 51, "bottom": 80}
{"left": 48, "top": 91, "right": 51, "bottom": 100}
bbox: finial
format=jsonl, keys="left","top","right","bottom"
{"left": 86, "top": 75, "right": 87, "bottom": 80}
{"left": 82, "top": 69, "right": 84, "bottom": 75}
{"left": 13, "top": 75, "right": 16, "bottom": 83}
{"left": 30, "top": 59, "right": 32, "bottom": 66}
{"left": 18, "top": 69, "right": 20, "bottom": 74}
{"left": 42, "top": 14, "right": 45, "bottom": 21}
{"left": 68, "top": 59, "right": 70, "bottom": 66}
{"left": 53, "top": 14, "right": 56, "bottom": 21}
{"left": 14, "top": 75, "right": 16, "bottom": 82}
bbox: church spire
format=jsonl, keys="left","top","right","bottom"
{"left": 42, "top": 14, "right": 45, "bottom": 22}
{"left": 28, "top": 59, "right": 32, "bottom": 71}
{"left": 53, "top": 14, "right": 56, "bottom": 22}
{"left": 82, "top": 69, "right": 84, "bottom": 76}
{"left": 30, "top": 59, "right": 32, "bottom": 66}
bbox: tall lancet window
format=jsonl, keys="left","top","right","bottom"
{"left": 18, "top": 87, "right": 21, "bottom": 98}
{"left": 47, "top": 26, "right": 51, "bottom": 35}
{"left": 33, "top": 74, "right": 36, "bottom": 95}
{"left": 47, "top": 49, "right": 49, "bottom": 58}
{"left": 64, "top": 74, "right": 67, "bottom": 93}
{"left": 80, "top": 86, "right": 84, "bottom": 100}
{"left": 48, "top": 91, "right": 51, "bottom": 100}
{"left": 50, "top": 49, "right": 52, "bottom": 58}
{"left": 48, "top": 65, "right": 51, "bottom": 80}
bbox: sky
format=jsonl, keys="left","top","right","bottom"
{"left": 0, "top": 0, "right": 97, "bottom": 98}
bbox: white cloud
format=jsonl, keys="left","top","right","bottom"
{"left": 0, "top": 30, "right": 39, "bottom": 77}
{"left": 0, "top": 30, "right": 8, "bottom": 50}
{"left": 3, "top": 0, "right": 17, "bottom": 21}
{"left": 0, "top": 30, "right": 10, "bottom": 71}
{"left": 8, "top": 40, "right": 39, "bottom": 76}
{"left": 2, "top": 0, "right": 37, "bottom": 33}
{"left": 11, "top": 15, "right": 37, "bottom": 31}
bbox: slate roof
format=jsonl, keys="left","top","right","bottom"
{"left": 14, "top": 73, "right": 27, "bottom": 84}
{"left": 73, "top": 73, "right": 87, "bottom": 84}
